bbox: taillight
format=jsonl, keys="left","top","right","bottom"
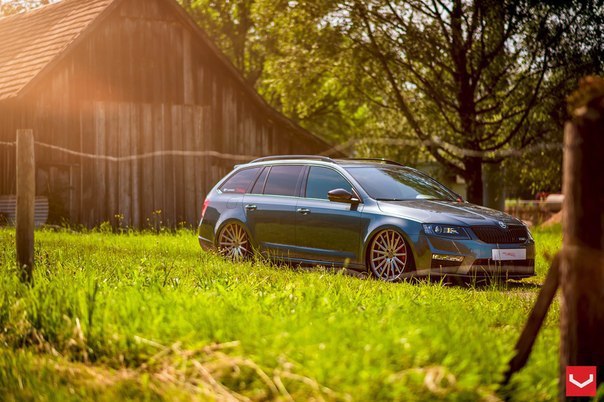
{"left": 200, "top": 198, "right": 210, "bottom": 220}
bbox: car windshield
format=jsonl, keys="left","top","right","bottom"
{"left": 345, "top": 166, "right": 458, "bottom": 201}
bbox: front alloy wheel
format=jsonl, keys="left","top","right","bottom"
{"left": 368, "top": 229, "right": 409, "bottom": 281}
{"left": 217, "top": 222, "right": 251, "bottom": 260}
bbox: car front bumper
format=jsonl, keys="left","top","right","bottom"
{"left": 412, "top": 234, "right": 536, "bottom": 278}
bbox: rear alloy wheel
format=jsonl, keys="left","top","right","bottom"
{"left": 217, "top": 222, "right": 251, "bottom": 260}
{"left": 368, "top": 229, "right": 409, "bottom": 281}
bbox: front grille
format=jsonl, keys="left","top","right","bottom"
{"left": 472, "top": 258, "right": 535, "bottom": 268}
{"left": 471, "top": 225, "right": 528, "bottom": 244}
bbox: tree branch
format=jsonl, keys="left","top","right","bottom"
{"left": 354, "top": 0, "right": 464, "bottom": 175}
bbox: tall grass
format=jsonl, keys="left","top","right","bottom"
{"left": 0, "top": 226, "right": 562, "bottom": 401}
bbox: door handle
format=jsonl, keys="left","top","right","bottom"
{"left": 245, "top": 204, "right": 257, "bottom": 211}
{"left": 297, "top": 208, "right": 311, "bottom": 215}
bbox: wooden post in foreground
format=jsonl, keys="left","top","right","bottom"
{"left": 560, "top": 76, "right": 604, "bottom": 399}
{"left": 16, "top": 129, "right": 35, "bottom": 283}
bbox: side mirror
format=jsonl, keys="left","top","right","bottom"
{"left": 327, "top": 188, "right": 359, "bottom": 203}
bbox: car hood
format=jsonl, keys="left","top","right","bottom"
{"left": 377, "top": 199, "right": 523, "bottom": 227}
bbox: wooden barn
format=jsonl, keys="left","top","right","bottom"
{"left": 0, "top": 0, "right": 338, "bottom": 228}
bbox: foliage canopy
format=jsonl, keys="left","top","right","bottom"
{"left": 182, "top": 0, "right": 603, "bottom": 202}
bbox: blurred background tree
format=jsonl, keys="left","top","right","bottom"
{"left": 180, "top": 0, "right": 602, "bottom": 203}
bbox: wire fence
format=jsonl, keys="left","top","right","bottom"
{"left": 320, "top": 137, "right": 563, "bottom": 159}
{"left": 0, "top": 137, "right": 563, "bottom": 162}
{"left": 0, "top": 140, "right": 259, "bottom": 162}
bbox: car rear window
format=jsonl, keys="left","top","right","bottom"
{"left": 305, "top": 166, "right": 353, "bottom": 199}
{"left": 263, "top": 165, "right": 305, "bottom": 196}
{"left": 220, "top": 167, "right": 261, "bottom": 194}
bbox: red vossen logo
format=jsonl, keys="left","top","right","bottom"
{"left": 566, "top": 366, "right": 597, "bottom": 397}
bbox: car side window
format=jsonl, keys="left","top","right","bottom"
{"left": 305, "top": 166, "right": 353, "bottom": 200}
{"left": 220, "top": 167, "right": 261, "bottom": 194}
{"left": 263, "top": 165, "right": 305, "bottom": 197}
{"left": 250, "top": 167, "right": 269, "bottom": 194}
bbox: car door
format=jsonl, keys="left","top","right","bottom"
{"left": 242, "top": 165, "right": 305, "bottom": 259}
{"left": 294, "top": 166, "right": 363, "bottom": 265}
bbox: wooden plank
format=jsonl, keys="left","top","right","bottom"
{"left": 124, "top": 18, "right": 136, "bottom": 103}
{"left": 202, "top": 106, "right": 212, "bottom": 197}
{"left": 0, "top": 146, "right": 10, "bottom": 195}
{"left": 195, "top": 57, "right": 205, "bottom": 106}
{"left": 118, "top": 103, "right": 131, "bottom": 227}
{"left": 141, "top": 103, "right": 154, "bottom": 229}
{"left": 163, "top": 105, "right": 175, "bottom": 226}
{"left": 106, "top": 102, "right": 118, "bottom": 227}
{"left": 153, "top": 104, "right": 164, "bottom": 228}
{"left": 172, "top": 105, "right": 184, "bottom": 225}
{"left": 131, "top": 104, "right": 141, "bottom": 228}
{"left": 78, "top": 108, "right": 86, "bottom": 225}
{"left": 193, "top": 106, "right": 204, "bottom": 222}
{"left": 68, "top": 166, "right": 78, "bottom": 225}
{"left": 148, "top": 22, "right": 161, "bottom": 104}
{"left": 222, "top": 84, "right": 231, "bottom": 157}
{"left": 212, "top": 78, "right": 222, "bottom": 173}
{"left": 94, "top": 102, "right": 107, "bottom": 225}
{"left": 171, "top": 24, "right": 184, "bottom": 103}
{"left": 66, "top": 88, "right": 78, "bottom": 223}
{"left": 183, "top": 105, "right": 196, "bottom": 226}
{"left": 79, "top": 102, "right": 96, "bottom": 226}
{"left": 183, "top": 29, "right": 194, "bottom": 105}
{"left": 263, "top": 122, "right": 269, "bottom": 155}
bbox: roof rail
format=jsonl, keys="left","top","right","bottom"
{"left": 250, "top": 155, "right": 335, "bottom": 163}
{"left": 340, "top": 158, "right": 404, "bottom": 166}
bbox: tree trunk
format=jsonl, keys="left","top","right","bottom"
{"left": 482, "top": 162, "right": 505, "bottom": 211}
{"left": 559, "top": 79, "right": 604, "bottom": 400}
{"left": 464, "top": 158, "right": 483, "bottom": 205}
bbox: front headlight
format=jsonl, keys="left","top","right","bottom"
{"left": 423, "top": 224, "right": 470, "bottom": 239}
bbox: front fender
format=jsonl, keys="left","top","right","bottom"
{"left": 360, "top": 216, "right": 423, "bottom": 269}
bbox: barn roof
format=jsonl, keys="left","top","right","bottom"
{"left": 0, "top": 0, "right": 115, "bottom": 101}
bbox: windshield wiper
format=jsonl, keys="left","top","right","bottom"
{"left": 375, "top": 198, "right": 407, "bottom": 201}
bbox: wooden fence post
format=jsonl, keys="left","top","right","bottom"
{"left": 16, "top": 129, "right": 35, "bottom": 283}
{"left": 560, "top": 76, "right": 604, "bottom": 399}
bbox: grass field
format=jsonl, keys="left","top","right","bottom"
{"left": 0, "top": 225, "right": 563, "bottom": 401}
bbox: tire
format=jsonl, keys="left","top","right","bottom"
{"left": 367, "top": 229, "right": 413, "bottom": 281}
{"left": 217, "top": 222, "right": 251, "bottom": 261}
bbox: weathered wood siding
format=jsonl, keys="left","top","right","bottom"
{"left": 0, "top": 0, "right": 335, "bottom": 227}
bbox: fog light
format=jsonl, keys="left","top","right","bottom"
{"left": 432, "top": 254, "right": 464, "bottom": 262}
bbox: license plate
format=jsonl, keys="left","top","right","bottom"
{"left": 492, "top": 249, "right": 526, "bottom": 261}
